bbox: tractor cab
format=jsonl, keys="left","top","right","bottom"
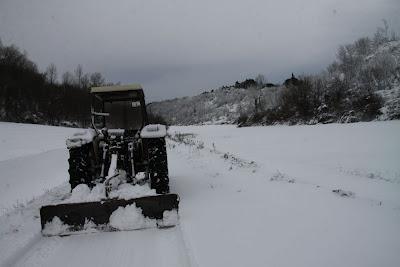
{"left": 91, "top": 84, "right": 148, "bottom": 131}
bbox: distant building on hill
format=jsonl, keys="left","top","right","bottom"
{"left": 284, "top": 73, "right": 300, "bottom": 87}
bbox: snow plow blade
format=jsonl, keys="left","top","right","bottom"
{"left": 40, "top": 194, "right": 179, "bottom": 235}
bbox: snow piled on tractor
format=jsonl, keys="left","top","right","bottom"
{"left": 61, "top": 183, "right": 156, "bottom": 204}
{"left": 41, "top": 179, "right": 169, "bottom": 236}
{"left": 109, "top": 205, "right": 178, "bottom": 231}
{"left": 42, "top": 204, "right": 178, "bottom": 235}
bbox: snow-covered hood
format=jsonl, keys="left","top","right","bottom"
{"left": 140, "top": 124, "right": 167, "bottom": 138}
{"left": 66, "top": 129, "right": 97, "bottom": 148}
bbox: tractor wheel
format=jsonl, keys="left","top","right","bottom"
{"left": 68, "top": 143, "right": 97, "bottom": 190}
{"left": 147, "top": 138, "right": 169, "bottom": 194}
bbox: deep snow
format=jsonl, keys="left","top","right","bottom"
{"left": 0, "top": 121, "right": 399, "bottom": 267}
{"left": 61, "top": 182, "right": 156, "bottom": 204}
{"left": 0, "top": 122, "right": 76, "bottom": 215}
{"left": 109, "top": 204, "right": 157, "bottom": 231}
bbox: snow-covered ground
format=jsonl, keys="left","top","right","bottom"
{"left": 0, "top": 122, "right": 77, "bottom": 215}
{"left": 1, "top": 121, "right": 399, "bottom": 266}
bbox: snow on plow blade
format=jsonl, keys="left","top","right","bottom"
{"left": 40, "top": 194, "right": 179, "bottom": 236}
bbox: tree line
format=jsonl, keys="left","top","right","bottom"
{"left": 0, "top": 41, "right": 166, "bottom": 127}
{"left": 0, "top": 40, "right": 108, "bottom": 126}
{"left": 238, "top": 21, "right": 400, "bottom": 126}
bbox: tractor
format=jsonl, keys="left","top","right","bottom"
{"left": 40, "top": 84, "right": 179, "bottom": 234}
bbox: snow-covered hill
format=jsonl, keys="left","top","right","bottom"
{"left": 1, "top": 121, "right": 400, "bottom": 266}
{"left": 149, "top": 39, "right": 400, "bottom": 126}
{"left": 148, "top": 85, "right": 282, "bottom": 125}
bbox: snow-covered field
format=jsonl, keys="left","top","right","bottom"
{"left": 0, "top": 121, "right": 399, "bottom": 266}
{"left": 0, "top": 122, "right": 77, "bottom": 215}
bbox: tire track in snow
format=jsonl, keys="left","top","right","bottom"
{"left": 168, "top": 133, "right": 258, "bottom": 172}
{"left": 0, "top": 185, "right": 70, "bottom": 267}
{"left": 1, "top": 233, "right": 42, "bottom": 267}
{"left": 12, "top": 236, "right": 64, "bottom": 267}
{"left": 12, "top": 227, "right": 193, "bottom": 267}
{"left": 2, "top": 185, "right": 194, "bottom": 267}
{"left": 176, "top": 223, "right": 200, "bottom": 267}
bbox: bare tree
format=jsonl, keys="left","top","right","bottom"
{"left": 0, "top": 45, "right": 37, "bottom": 71}
{"left": 390, "top": 31, "right": 399, "bottom": 41}
{"left": 90, "top": 72, "right": 105, "bottom": 87}
{"left": 255, "top": 74, "right": 266, "bottom": 87}
{"left": 354, "top": 37, "right": 371, "bottom": 56}
{"left": 62, "top": 71, "right": 74, "bottom": 85}
{"left": 374, "top": 19, "right": 390, "bottom": 46}
{"left": 45, "top": 63, "right": 58, "bottom": 84}
{"left": 74, "top": 64, "right": 83, "bottom": 87}
{"left": 382, "top": 19, "right": 389, "bottom": 39}
{"left": 81, "top": 74, "right": 90, "bottom": 89}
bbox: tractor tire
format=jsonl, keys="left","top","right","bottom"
{"left": 147, "top": 138, "right": 169, "bottom": 194}
{"left": 68, "top": 143, "right": 98, "bottom": 190}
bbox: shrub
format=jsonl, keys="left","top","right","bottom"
{"left": 237, "top": 114, "right": 248, "bottom": 125}
{"left": 351, "top": 92, "right": 383, "bottom": 120}
{"left": 279, "top": 77, "right": 318, "bottom": 119}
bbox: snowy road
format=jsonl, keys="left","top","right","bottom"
{"left": 13, "top": 227, "right": 191, "bottom": 267}
{"left": 1, "top": 121, "right": 400, "bottom": 267}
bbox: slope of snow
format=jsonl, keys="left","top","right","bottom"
{"left": 0, "top": 121, "right": 399, "bottom": 267}
{"left": 0, "top": 123, "right": 77, "bottom": 215}
{"left": 150, "top": 40, "right": 400, "bottom": 126}
{"left": 148, "top": 86, "right": 281, "bottom": 125}
{"left": 0, "top": 122, "right": 76, "bottom": 161}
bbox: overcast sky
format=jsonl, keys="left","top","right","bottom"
{"left": 1, "top": 0, "right": 399, "bottom": 101}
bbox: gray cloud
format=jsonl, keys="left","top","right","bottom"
{"left": 1, "top": 0, "right": 399, "bottom": 101}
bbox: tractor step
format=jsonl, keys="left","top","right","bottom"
{"left": 40, "top": 194, "right": 179, "bottom": 235}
